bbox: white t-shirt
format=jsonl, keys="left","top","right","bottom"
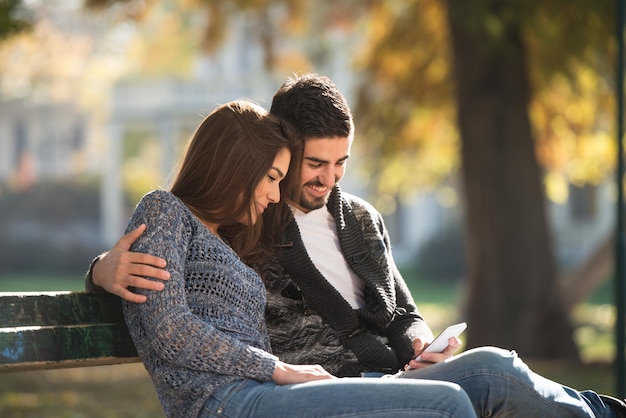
{"left": 292, "top": 205, "right": 365, "bottom": 309}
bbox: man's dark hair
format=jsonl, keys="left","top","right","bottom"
{"left": 270, "top": 73, "right": 354, "bottom": 140}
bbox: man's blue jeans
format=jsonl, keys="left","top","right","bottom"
{"left": 395, "top": 346, "right": 616, "bottom": 417}
{"left": 199, "top": 346, "right": 617, "bottom": 417}
{"left": 198, "top": 376, "right": 475, "bottom": 417}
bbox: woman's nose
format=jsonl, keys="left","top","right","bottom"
{"left": 268, "top": 184, "right": 280, "bottom": 203}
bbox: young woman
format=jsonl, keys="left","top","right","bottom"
{"left": 122, "top": 100, "right": 476, "bottom": 418}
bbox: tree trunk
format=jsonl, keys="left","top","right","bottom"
{"left": 446, "top": 1, "right": 579, "bottom": 360}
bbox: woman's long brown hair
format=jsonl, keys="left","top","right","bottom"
{"left": 169, "top": 100, "right": 300, "bottom": 262}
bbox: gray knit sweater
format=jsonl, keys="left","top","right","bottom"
{"left": 123, "top": 190, "right": 277, "bottom": 418}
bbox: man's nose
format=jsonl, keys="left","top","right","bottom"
{"left": 320, "top": 165, "right": 336, "bottom": 186}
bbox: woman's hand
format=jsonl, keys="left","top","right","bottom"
{"left": 271, "top": 360, "right": 337, "bottom": 385}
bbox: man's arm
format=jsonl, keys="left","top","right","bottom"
{"left": 84, "top": 224, "right": 170, "bottom": 303}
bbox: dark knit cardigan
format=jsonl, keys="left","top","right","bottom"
{"left": 263, "top": 186, "right": 433, "bottom": 377}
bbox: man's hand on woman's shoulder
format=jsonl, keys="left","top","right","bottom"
{"left": 92, "top": 224, "right": 170, "bottom": 303}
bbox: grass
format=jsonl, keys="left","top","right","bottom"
{"left": 0, "top": 272, "right": 620, "bottom": 416}
{"left": 0, "top": 364, "right": 163, "bottom": 418}
{"left": 0, "top": 274, "right": 84, "bottom": 292}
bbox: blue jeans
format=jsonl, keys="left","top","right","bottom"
{"left": 394, "top": 346, "right": 616, "bottom": 418}
{"left": 198, "top": 377, "right": 475, "bottom": 417}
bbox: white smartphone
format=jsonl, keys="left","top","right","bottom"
{"left": 415, "top": 322, "right": 467, "bottom": 361}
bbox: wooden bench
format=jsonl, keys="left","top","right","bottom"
{"left": 0, "top": 291, "right": 139, "bottom": 373}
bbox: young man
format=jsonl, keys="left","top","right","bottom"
{"left": 87, "top": 74, "right": 626, "bottom": 417}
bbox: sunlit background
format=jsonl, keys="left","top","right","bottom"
{"left": 0, "top": 0, "right": 621, "bottom": 415}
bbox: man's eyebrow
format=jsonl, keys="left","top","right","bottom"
{"left": 304, "top": 155, "right": 350, "bottom": 164}
{"left": 304, "top": 156, "right": 329, "bottom": 164}
{"left": 271, "top": 166, "right": 286, "bottom": 179}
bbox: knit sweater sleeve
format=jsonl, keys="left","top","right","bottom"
{"left": 365, "top": 203, "right": 435, "bottom": 364}
{"left": 380, "top": 220, "right": 435, "bottom": 360}
{"left": 83, "top": 252, "right": 107, "bottom": 293}
{"left": 123, "top": 191, "right": 277, "bottom": 382}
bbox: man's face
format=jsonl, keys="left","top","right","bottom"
{"left": 298, "top": 136, "right": 351, "bottom": 212}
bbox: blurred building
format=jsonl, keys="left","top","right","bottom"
{"left": 0, "top": 100, "right": 89, "bottom": 188}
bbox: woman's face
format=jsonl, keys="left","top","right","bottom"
{"left": 247, "top": 147, "right": 291, "bottom": 225}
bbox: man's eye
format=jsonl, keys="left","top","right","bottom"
{"left": 309, "top": 163, "right": 322, "bottom": 169}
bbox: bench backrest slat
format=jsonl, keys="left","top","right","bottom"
{"left": 0, "top": 291, "right": 126, "bottom": 327}
{"left": 0, "top": 292, "right": 139, "bottom": 372}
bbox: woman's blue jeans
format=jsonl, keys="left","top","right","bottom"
{"left": 395, "top": 346, "right": 616, "bottom": 417}
{"left": 198, "top": 376, "right": 475, "bottom": 417}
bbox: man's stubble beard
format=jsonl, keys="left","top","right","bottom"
{"left": 299, "top": 188, "right": 330, "bottom": 212}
